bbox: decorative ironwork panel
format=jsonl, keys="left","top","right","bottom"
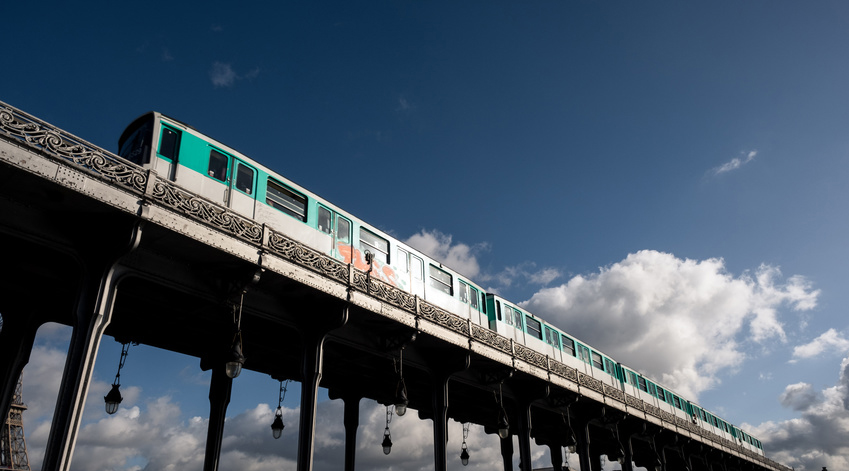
{"left": 603, "top": 383, "right": 625, "bottom": 402}
{"left": 1, "top": 103, "right": 148, "bottom": 194}
{"left": 514, "top": 344, "right": 548, "bottom": 369}
{"left": 350, "top": 272, "right": 416, "bottom": 312}
{"left": 548, "top": 360, "right": 578, "bottom": 382}
{"left": 267, "top": 232, "right": 348, "bottom": 284}
{"left": 471, "top": 325, "right": 512, "bottom": 353}
{"left": 644, "top": 404, "right": 661, "bottom": 418}
{"left": 624, "top": 394, "right": 644, "bottom": 410}
{"left": 578, "top": 373, "right": 604, "bottom": 393}
{"left": 419, "top": 302, "right": 469, "bottom": 335}
{"left": 153, "top": 179, "right": 264, "bottom": 244}
{"left": 660, "top": 410, "right": 675, "bottom": 423}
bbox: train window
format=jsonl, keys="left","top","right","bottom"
{"left": 360, "top": 228, "right": 389, "bottom": 264}
{"left": 158, "top": 126, "right": 180, "bottom": 161}
{"left": 496, "top": 301, "right": 503, "bottom": 321}
{"left": 604, "top": 358, "right": 615, "bottom": 374}
{"left": 673, "top": 396, "right": 681, "bottom": 409}
{"left": 337, "top": 217, "right": 351, "bottom": 243}
{"left": 648, "top": 383, "right": 657, "bottom": 396}
{"left": 578, "top": 345, "right": 591, "bottom": 364}
{"left": 235, "top": 163, "right": 254, "bottom": 195}
{"left": 526, "top": 317, "right": 542, "bottom": 340}
{"left": 638, "top": 377, "right": 648, "bottom": 392}
{"left": 411, "top": 255, "right": 423, "bottom": 280}
{"left": 266, "top": 179, "right": 307, "bottom": 221}
{"left": 397, "top": 248, "right": 409, "bottom": 273}
{"left": 469, "top": 286, "right": 479, "bottom": 310}
{"left": 591, "top": 352, "right": 603, "bottom": 369}
{"left": 630, "top": 371, "right": 639, "bottom": 386}
{"left": 119, "top": 118, "right": 152, "bottom": 165}
{"left": 562, "top": 337, "right": 575, "bottom": 356}
{"left": 459, "top": 282, "right": 470, "bottom": 304}
{"left": 429, "top": 265, "right": 452, "bottom": 295}
{"left": 318, "top": 207, "right": 332, "bottom": 234}
{"left": 208, "top": 150, "right": 229, "bottom": 181}
{"left": 506, "top": 306, "right": 523, "bottom": 329}
{"left": 458, "top": 282, "right": 481, "bottom": 310}
{"left": 545, "top": 327, "right": 560, "bottom": 349}
{"left": 656, "top": 386, "right": 666, "bottom": 402}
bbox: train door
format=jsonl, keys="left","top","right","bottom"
{"left": 317, "top": 204, "right": 352, "bottom": 260}
{"left": 409, "top": 254, "right": 424, "bottom": 297}
{"left": 154, "top": 122, "right": 180, "bottom": 180}
{"left": 397, "top": 248, "right": 425, "bottom": 297}
{"left": 229, "top": 158, "right": 257, "bottom": 218}
{"left": 203, "top": 148, "right": 231, "bottom": 204}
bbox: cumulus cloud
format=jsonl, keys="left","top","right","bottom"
{"left": 521, "top": 250, "right": 819, "bottom": 400}
{"left": 749, "top": 355, "right": 849, "bottom": 470}
{"left": 210, "top": 62, "right": 260, "bottom": 88}
{"left": 791, "top": 328, "right": 849, "bottom": 362}
{"left": 405, "top": 229, "right": 487, "bottom": 278}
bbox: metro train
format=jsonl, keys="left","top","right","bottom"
{"left": 118, "top": 112, "right": 765, "bottom": 456}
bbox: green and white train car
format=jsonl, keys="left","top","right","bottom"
{"left": 118, "top": 112, "right": 488, "bottom": 326}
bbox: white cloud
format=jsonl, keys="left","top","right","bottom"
{"left": 210, "top": 62, "right": 237, "bottom": 88}
{"left": 712, "top": 150, "right": 758, "bottom": 175}
{"left": 791, "top": 328, "right": 849, "bottom": 362}
{"left": 521, "top": 250, "right": 819, "bottom": 400}
{"left": 491, "top": 263, "right": 562, "bottom": 291}
{"left": 209, "top": 62, "right": 260, "bottom": 88}
{"left": 405, "top": 229, "right": 487, "bottom": 279}
{"left": 748, "top": 355, "right": 849, "bottom": 470}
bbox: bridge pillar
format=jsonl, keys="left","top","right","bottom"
{"left": 41, "top": 259, "right": 135, "bottom": 471}
{"left": 342, "top": 395, "right": 361, "bottom": 471}
{"left": 296, "top": 307, "right": 348, "bottom": 471}
{"left": 425, "top": 352, "right": 469, "bottom": 471}
{"left": 499, "top": 434, "right": 514, "bottom": 471}
{"left": 202, "top": 365, "right": 233, "bottom": 471}
{"left": 575, "top": 417, "right": 595, "bottom": 471}
{"left": 620, "top": 429, "right": 634, "bottom": 471}
{"left": 516, "top": 384, "right": 548, "bottom": 471}
{"left": 548, "top": 444, "right": 563, "bottom": 471}
{"left": 41, "top": 222, "right": 143, "bottom": 471}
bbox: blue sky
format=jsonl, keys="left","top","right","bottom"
{"left": 4, "top": 1, "right": 849, "bottom": 470}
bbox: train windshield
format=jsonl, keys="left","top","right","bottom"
{"left": 118, "top": 114, "right": 153, "bottom": 165}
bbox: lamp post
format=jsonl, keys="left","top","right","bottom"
{"left": 394, "top": 348, "right": 408, "bottom": 416}
{"left": 104, "top": 342, "right": 131, "bottom": 414}
{"left": 225, "top": 294, "right": 247, "bottom": 379}
{"left": 270, "top": 379, "right": 289, "bottom": 439}
{"left": 459, "top": 422, "right": 470, "bottom": 466}
{"left": 497, "top": 383, "right": 509, "bottom": 439}
{"left": 381, "top": 405, "right": 393, "bottom": 455}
